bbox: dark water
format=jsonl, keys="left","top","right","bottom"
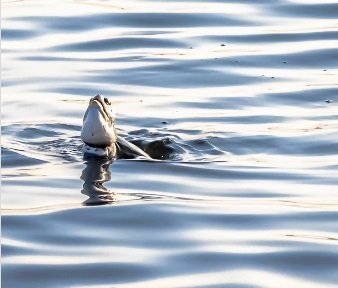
{"left": 2, "top": 0, "right": 338, "bottom": 287}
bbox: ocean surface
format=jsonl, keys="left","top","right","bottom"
{"left": 2, "top": 0, "right": 338, "bottom": 287}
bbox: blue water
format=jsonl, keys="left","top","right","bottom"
{"left": 2, "top": 0, "right": 338, "bottom": 287}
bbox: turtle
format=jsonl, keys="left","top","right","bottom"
{"left": 81, "top": 94, "right": 150, "bottom": 159}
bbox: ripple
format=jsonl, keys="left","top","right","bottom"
{"left": 2, "top": 28, "right": 40, "bottom": 40}
{"left": 1, "top": 147, "right": 47, "bottom": 168}
{"left": 88, "top": 65, "right": 262, "bottom": 88}
{"left": 51, "top": 37, "right": 188, "bottom": 52}
{"left": 271, "top": 2, "right": 338, "bottom": 19}
{"left": 12, "top": 12, "right": 255, "bottom": 31}
{"left": 234, "top": 48, "right": 338, "bottom": 68}
{"left": 201, "top": 31, "right": 338, "bottom": 44}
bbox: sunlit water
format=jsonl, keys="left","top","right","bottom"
{"left": 2, "top": 0, "right": 338, "bottom": 287}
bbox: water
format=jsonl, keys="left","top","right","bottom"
{"left": 2, "top": 0, "right": 338, "bottom": 287}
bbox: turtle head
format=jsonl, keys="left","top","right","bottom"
{"left": 81, "top": 94, "right": 117, "bottom": 147}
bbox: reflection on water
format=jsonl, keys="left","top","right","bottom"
{"left": 2, "top": 0, "right": 338, "bottom": 287}
{"left": 81, "top": 159, "right": 115, "bottom": 206}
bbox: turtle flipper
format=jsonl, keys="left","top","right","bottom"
{"left": 117, "top": 137, "right": 151, "bottom": 159}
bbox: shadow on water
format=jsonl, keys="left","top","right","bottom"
{"left": 80, "top": 135, "right": 178, "bottom": 206}
{"left": 81, "top": 159, "right": 115, "bottom": 206}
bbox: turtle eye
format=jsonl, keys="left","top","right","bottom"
{"left": 104, "top": 97, "right": 110, "bottom": 105}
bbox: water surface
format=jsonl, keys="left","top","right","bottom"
{"left": 2, "top": 0, "right": 338, "bottom": 287}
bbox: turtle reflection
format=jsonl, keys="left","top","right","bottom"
{"left": 80, "top": 159, "right": 115, "bottom": 206}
